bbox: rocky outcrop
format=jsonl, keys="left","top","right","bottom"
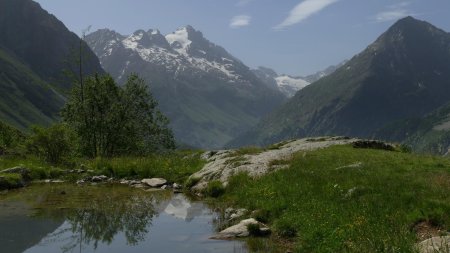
{"left": 189, "top": 137, "right": 358, "bottom": 191}
{"left": 0, "top": 166, "right": 31, "bottom": 190}
{"left": 417, "top": 236, "right": 450, "bottom": 253}
{"left": 0, "top": 166, "right": 31, "bottom": 181}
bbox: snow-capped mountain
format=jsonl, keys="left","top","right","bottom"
{"left": 275, "top": 75, "right": 310, "bottom": 97}
{"left": 252, "top": 67, "right": 309, "bottom": 97}
{"left": 86, "top": 26, "right": 285, "bottom": 149}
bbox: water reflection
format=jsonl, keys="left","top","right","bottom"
{"left": 0, "top": 184, "right": 248, "bottom": 253}
{"left": 45, "top": 195, "right": 156, "bottom": 252}
{"left": 163, "top": 194, "right": 204, "bottom": 221}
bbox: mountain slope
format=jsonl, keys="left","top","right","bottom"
{"left": 86, "top": 27, "right": 285, "bottom": 149}
{"left": 0, "top": 0, "right": 104, "bottom": 130}
{"left": 230, "top": 17, "right": 450, "bottom": 147}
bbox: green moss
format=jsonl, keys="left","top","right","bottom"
{"left": 0, "top": 173, "right": 22, "bottom": 189}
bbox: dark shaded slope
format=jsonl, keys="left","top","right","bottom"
{"left": 230, "top": 17, "right": 450, "bottom": 147}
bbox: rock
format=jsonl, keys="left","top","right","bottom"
{"left": 190, "top": 137, "right": 358, "bottom": 192}
{"left": 200, "top": 151, "right": 218, "bottom": 160}
{"left": 230, "top": 209, "right": 247, "bottom": 220}
{"left": 141, "top": 178, "right": 167, "bottom": 188}
{"left": 224, "top": 208, "right": 247, "bottom": 221}
{"left": 91, "top": 175, "right": 108, "bottom": 182}
{"left": 211, "top": 218, "right": 269, "bottom": 239}
{"left": 161, "top": 185, "right": 168, "bottom": 190}
{"left": 120, "top": 179, "right": 130, "bottom": 185}
{"left": 417, "top": 236, "right": 450, "bottom": 253}
{"left": 76, "top": 180, "right": 85, "bottom": 185}
{"left": 173, "top": 183, "right": 182, "bottom": 189}
{"left": 0, "top": 166, "right": 31, "bottom": 180}
{"left": 129, "top": 180, "right": 141, "bottom": 185}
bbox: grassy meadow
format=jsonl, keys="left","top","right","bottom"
{"left": 218, "top": 145, "right": 450, "bottom": 252}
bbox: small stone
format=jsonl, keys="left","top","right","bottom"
{"left": 141, "top": 178, "right": 167, "bottom": 188}
{"left": 91, "top": 175, "right": 108, "bottom": 182}
{"left": 120, "top": 179, "right": 129, "bottom": 184}
{"left": 161, "top": 185, "right": 168, "bottom": 190}
{"left": 173, "top": 183, "right": 182, "bottom": 189}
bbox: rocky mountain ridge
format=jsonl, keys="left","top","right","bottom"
{"left": 86, "top": 26, "right": 285, "bottom": 149}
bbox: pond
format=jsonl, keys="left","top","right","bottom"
{"left": 0, "top": 184, "right": 248, "bottom": 253}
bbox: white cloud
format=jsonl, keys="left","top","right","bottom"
{"left": 374, "top": 1, "right": 414, "bottom": 22}
{"left": 274, "top": 0, "right": 339, "bottom": 30}
{"left": 230, "top": 15, "right": 251, "bottom": 28}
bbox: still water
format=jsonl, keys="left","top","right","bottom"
{"left": 0, "top": 184, "right": 248, "bottom": 253}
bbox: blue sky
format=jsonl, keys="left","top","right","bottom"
{"left": 35, "top": 0, "right": 450, "bottom": 76}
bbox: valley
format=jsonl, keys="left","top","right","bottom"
{"left": 0, "top": 0, "right": 449, "bottom": 252}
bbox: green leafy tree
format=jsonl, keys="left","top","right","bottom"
{"left": 62, "top": 73, "right": 175, "bottom": 158}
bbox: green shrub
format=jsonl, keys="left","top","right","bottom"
{"left": 29, "top": 167, "right": 48, "bottom": 180}
{"left": 275, "top": 219, "right": 298, "bottom": 238}
{"left": 26, "top": 123, "right": 75, "bottom": 165}
{"left": 204, "top": 180, "right": 225, "bottom": 198}
{"left": 252, "top": 209, "right": 271, "bottom": 223}
{"left": 398, "top": 144, "right": 412, "bottom": 153}
{"left": 247, "top": 223, "right": 262, "bottom": 236}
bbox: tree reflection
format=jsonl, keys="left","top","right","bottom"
{"left": 66, "top": 194, "right": 156, "bottom": 251}
{"left": 31, "top": 185, "right": 164, "bottom": 253}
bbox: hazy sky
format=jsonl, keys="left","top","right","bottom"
{"left": 35, "top": 0, "right": 450, "bottom": 76}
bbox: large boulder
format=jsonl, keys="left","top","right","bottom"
{"left": 417, "top": 236, "right": 450, "bottom": 253}
{"left": 141, "top": 178, "right": 167, "bottom": 188}
{"left": 211, "top": 218, "right": 270, "bottom": 239}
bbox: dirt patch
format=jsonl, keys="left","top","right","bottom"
{"left": 413, "top": 221, "right": 445, "bottom": 241}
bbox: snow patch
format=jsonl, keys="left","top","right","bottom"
{"left": 275, "top": 75, "right": 310, "bottom": 97}
{"left": 165, "top": 27, "right": 192, "bottom": 55}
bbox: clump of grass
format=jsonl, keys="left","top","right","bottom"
{"left": 252, "top": 209, "right": 271, "bottom": 223}
{"left": 222, "top": 145, "right": 450, "bottom": 252}
{"left": 185, "top": 176, "right": 200, "bottom": 189}
{"left": 226, "top": 146, "right": 264, "bottom": 158}
{"left": 86, "top": 151, "right": 205, "bottom": 183}
{"left": 204, "top": 180, "right": 225, "bottom": 198}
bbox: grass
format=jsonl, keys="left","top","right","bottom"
{"left": 0, "top": 151, "right": 205, "bottom": 184}
{"left": 0, "top": 173, "right": 22, "bottom": 189}
{"left": 220, "top": 145, "right": 450, "bottom": 252}
{"left": 83, "top": 151, "right": 205, "bottom": 183}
